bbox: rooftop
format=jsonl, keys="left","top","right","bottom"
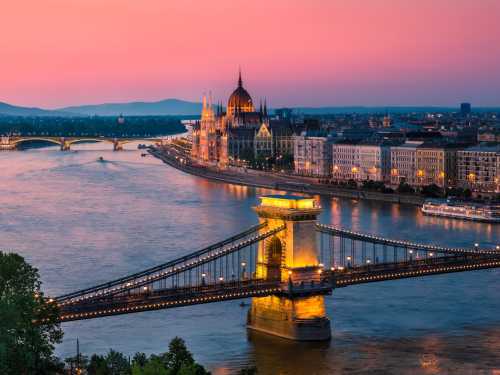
{"left": 259, "top": 195, "right": 317, "bottom": 210}
{"left": 464, "top": 144, "right": 500, "bottom": 152}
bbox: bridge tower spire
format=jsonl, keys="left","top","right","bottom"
{"left": 248, "top": 195, "right": 331, "bottom": 341}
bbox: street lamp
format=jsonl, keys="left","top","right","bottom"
{"left": 241, "top": 262, "right": 247, "bottom": 279}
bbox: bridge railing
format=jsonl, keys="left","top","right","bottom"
{"left": 57, "top": 223, "right": 286, "bottom": 306}
{"left": 325, "top": 252, "right": 500, "bottom": 287}
{"left": 57, "top": 278, "right": 283, "bottom": 322}
{"left": 316, "top": 223, "right": 500, "bottom": 271}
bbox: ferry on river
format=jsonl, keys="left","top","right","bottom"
{"left": 422, "top": 198, "right": 500, "bottom": 223}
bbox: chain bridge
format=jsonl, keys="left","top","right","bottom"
{"left": 49, "top": 195, "right": 500, "bottom": 341}
{"left": 0, "top": 136, "right": 164, "bottom": 151}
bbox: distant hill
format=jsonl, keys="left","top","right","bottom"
{"left": 0, "top": 102, "right": 68, "bottom": 117}
{"left": 1, "top": 99, "right": 498, "bottom": 118}
{"left": 60, "top": 99, "right": 202, "bottom": 116}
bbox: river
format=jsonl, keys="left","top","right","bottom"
{"left": 0, "top": 142, "right": 499, "bottom": 374}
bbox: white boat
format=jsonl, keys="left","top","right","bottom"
{"left": 422, "top": 199, "right": 500, "bottom": 223}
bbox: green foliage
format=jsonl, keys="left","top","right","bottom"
{"left": 421, "top": 184, "right": 443, "bottom": 198}
{"left": 132, "top": 352, "right": 148, "bottom": 367}
{"left": 178, "top": 362, "right": 210, "bottom": 375}
{"left": 132, "top": 356, "right": 168, "bottom": 375}
{"left": 347, "top": 179, "right": 358, "bottom": 189}
{"left": 87, "top": 354, "right": 109, "bottom": 375}
{"left": 362, "top": 180, "right": 385, "bottom": 191}
{"left": 105, "top": 349, "right": 131, "bottom": 374}
{"left": 0, "top": 251, "right": 63, "bottom": 375}
{"left": 447, "top": 187, "right": 472, "bottom": 199}
{"left": 91, "top": 337, "right": 209, "bottom": 375}
{"left": 397, "top": 182, "right": 415, "bottom": 194}
{"left": 164, "top": 337, "right": 195, "bottom": 373}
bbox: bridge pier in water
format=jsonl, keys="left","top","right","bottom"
{"left": 60, "top": 139, "right": 71, "bottom": 151}
{"left": 248, "top": 195, "right": 331, "bottom": 341}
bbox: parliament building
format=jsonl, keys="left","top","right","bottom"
{"left": 191, "top": 72, "right": 295, "bottom": 168}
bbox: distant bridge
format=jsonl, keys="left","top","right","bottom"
{"left": 46, "top": 195, "right": 500, "bottom": 341}
{"left": 0, "top": 136, "right": 169, "bottom": 151}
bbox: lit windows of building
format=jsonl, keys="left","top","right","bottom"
{"left": 457, "top": 145, "right": 500, "bottom": 193}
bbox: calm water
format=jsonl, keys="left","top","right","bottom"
{"left": 1, "top": 143, "right": 499, "bottom": 374}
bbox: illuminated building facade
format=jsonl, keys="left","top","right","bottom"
{"left": 293, "top": 132, "right": 333, "bottom": 177}
{"left": 390, "top": 141, "right": 423, "bottom": 186}
{"left": 191, "top": 72, "right": 295, "bottom": 167}
{"left": 457, "top": 145, "right": 499, "bottom": 193}
{"left": 415, "top": 146, "right": 457, "bottom": 188}
{"left": 332, "top": 143, "right": 390, "bottom": 182}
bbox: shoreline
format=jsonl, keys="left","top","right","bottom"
{"left": 149, "top": 147, "right": 425, "bottom": 206}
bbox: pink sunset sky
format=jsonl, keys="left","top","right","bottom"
{"left": 1, "top": 0, "right": 499, "bottom": 108}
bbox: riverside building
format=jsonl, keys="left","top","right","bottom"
{"left": 293, "top": 131, "right": 334, "bottom": 177}
{"left": 390, "top": 141, "right": 423, "bottom": 186}
{"left": 415, "top": 145, "right": 458, "bottom": 188}
{"left": 457, "top": 145, "right": 499, "bottom": 193}
{"left": 331, "top": 142, "right": 391, "bottom": 182}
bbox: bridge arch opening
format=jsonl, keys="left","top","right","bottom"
{"left": 266, "top": 236, "right": 283, "bottom": 280}
{"left": 13, "top": 138, "right": 62, "bottom": 149}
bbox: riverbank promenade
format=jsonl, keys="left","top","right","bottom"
{"left": 149, "top": 143, "right": 425, "bottom": 206}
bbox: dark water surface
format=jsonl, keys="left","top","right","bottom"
{"left": 1, "top": 143, "right": 499, "bottom": 374}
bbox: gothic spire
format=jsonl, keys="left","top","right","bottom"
{"left": 264, "top": 98, "right": 268, "bottom": 117}
{"left": 238, "top": 67, "right": 243, "bottom": 88}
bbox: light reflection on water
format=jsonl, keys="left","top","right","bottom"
{"left": 0, "top": 143, "right": 499, "bottom": 374}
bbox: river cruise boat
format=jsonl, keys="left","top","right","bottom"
{"left": 422, "top": 199, "right": 500, "bottom": 223}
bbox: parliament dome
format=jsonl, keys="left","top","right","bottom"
{"left": 227, "top": 72, "right": 254, "bottom": 115}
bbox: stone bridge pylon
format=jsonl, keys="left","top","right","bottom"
{"left": 248, "top": 195, "right": 331, "bottom": 341}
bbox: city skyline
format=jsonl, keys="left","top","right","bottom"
{"left": 2, "top": 0, "right": 500, "bottom": 109}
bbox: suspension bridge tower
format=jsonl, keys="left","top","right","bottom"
{"left": 248, "top": 195, "right": 331, "bottom": 341}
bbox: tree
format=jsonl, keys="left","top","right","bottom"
{"left": 163, "top": 337, "right": 194, "bottom": 373}
{"left": 0, "top": 252, "right": 63, "bottom": 375}
{"left": 132, "top": 356, "right": 167, "bottom": 375}
{"left": 105, "top": 349, "right": 130, "bottom": 375}
{"left": 178, "top": 362, "right": 210, "bottom": 375}
{"left": 90, "top": 338, "right": 209, "bottom": 375}
{"left": 347, "top": 179, "right": 358, "bottom": 189}
{"left": 132, "top": 352, "right": 148, "bottom": 367}
{"left": 87, "top": 354, "right": 108, "bottom": 375}
{"left": 421, "top": 184, "right": 443, "bottom": 198}
{"left": 397, "top": 182, "right": 415, "bottom": 194}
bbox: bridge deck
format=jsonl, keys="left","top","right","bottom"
{"left": 57, "top": 280, "right": 281, "bottom": 322}
{"left": 327, "top": 255, "right": 500, "bottom": 287}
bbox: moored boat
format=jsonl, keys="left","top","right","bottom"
{"left": 422, "top": 198, "right": 500, "bottom": 223}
